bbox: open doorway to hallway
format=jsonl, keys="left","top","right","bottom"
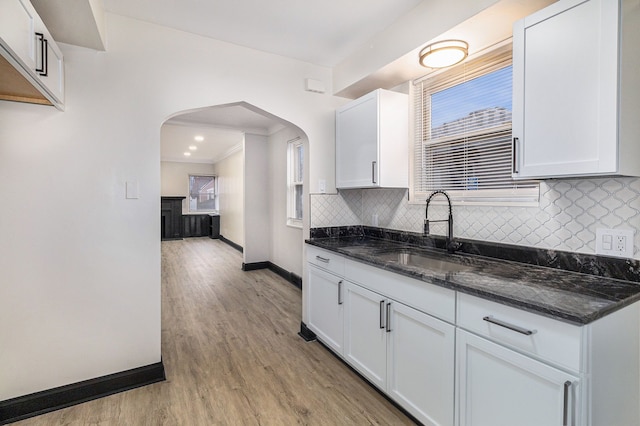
{"left": 160, "top": 102, "right": 308, "bottom": 283}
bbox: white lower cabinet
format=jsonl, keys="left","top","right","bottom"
{"left": 343, "top": 281, "right": 388, "bottom": 389}
{"left": 343, "top": 280, "right": 455, "bottom": 426}
{"left": 388, "top": 301, "right": 455, "bottom": 426}
{"left": 307, "top": 264, "right": 344, "bottom": 355}
{"left": 306, "top": 247, "right": 639, "bottom": 426}
{"left": 456, "top": 330, "right": 579, "bottom": 426}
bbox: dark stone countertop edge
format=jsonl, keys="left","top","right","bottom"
{"left": 305, "top": 238, "right": 640, "bottom": 326}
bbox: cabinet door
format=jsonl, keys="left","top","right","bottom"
{"left": 307, "top": 265, "right": 344, "bottom": 355}
{"left": 512, "top": 0, "right": 619, "bottom": 178}
{"left": 388, "top": 302, "right": 455, "bottom": 426}
{"left": 336, "top": 91, "right": 379, "bottom": 188}
{"left": 0, "top": 0, "right": 37, "bottom": 69}
{"left": 38, "top": 34, "right": 64, "bottom": 104}
{"left": 343, "top": 281, "right": 387, "bottom": 389}
{"left": 457, "top": 330, "right": 580, "bottom": 426}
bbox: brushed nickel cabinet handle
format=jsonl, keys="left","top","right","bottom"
{"left": 372, "top": 161, "right": 377, "bottom": 184}
{"left": 379, "top": 300, "right": 385, "bottom": 329}
{"left": 315, "top": 255, "right": 330, "bottom": 263}
{"left": 338, "top": 280, "right": 343, "bottom": 305}
{"left": 483, "top": 316, "right": 536, "bottom": 336}
{"left": 563, "top": 381, "right": 572, "bottom": 426}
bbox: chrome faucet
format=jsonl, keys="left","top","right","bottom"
{"left": 424, "top": 190, "right": 459, "bottom": 253}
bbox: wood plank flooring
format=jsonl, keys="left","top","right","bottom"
{"left": 14, "top": 238, "right": 416, "bottom": 425}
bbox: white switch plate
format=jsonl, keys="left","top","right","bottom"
{"left": 318, "top": 179, "right": 326, "bottom": 194}
{"left": 126, "top": 181, "right": 139, "bottom": 199}
{"left": 595, "top": 228, "right": 634, "bottom": 258}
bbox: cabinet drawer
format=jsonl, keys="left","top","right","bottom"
{"left": 457, "top": 293, "right": 583, "bottom": 372}
{"left": 344, "top": 257, "right": 455, "bottom": 323}
{"left": 307, "top": 246, "right": 344, "bottom": 276}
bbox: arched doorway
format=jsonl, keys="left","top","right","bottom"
{"left": 160, "top": 102, "right": 309, "bottom": 278}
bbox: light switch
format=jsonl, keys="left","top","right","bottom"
{"left": 602, "top": 234, "right": 612, "bottom": 250}
{"left": 126, "top": 181, "right": 139, "bottom": 199}
{"left": 319, "top": 179, "right": 326, "bottom": 194}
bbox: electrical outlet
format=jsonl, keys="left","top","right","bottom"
{"left": 596, "top": 228, "right": 634, "bottom": 258}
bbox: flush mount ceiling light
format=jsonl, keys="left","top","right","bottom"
{"left": 419, "top": 40, "right": 468, "bottom": 69}
{"left": 189, "top": 145, "right": 198, "bottom": 151}
{"left": 184, "top": 152, "right": 191, "bottom": 156}
{"left": 194, "top": 135, "right": 204, "bottom": 142}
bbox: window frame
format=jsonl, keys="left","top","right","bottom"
{"left": 287, "top": 137, "right": 303, "bottom": 228}
{"left": 187, "top": 174, "right": 218, "bottom": 213}
{"left": 409, "top": 40, "right": 539, "bottom": 207}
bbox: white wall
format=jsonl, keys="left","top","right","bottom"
{"left": 268, "top": 127, "right": 304, "bottom": 277}
{"left": 214, "top": 149, "right": 244, "bottom": 248}
{"left": 243, "top": 134, "right": 270, "bottom": 264}
{"left": 333, "top": 0, "right": 499, "bottom": 94}
{"left": 0, "top": 1, "right": 536, "bottom": 401}
{"left": 161, "top": 161, "right": 215, "bottom": 214}
{"left": 0, "top": 12, "right": 339, "bottom": 401}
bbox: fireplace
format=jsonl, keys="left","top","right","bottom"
{"left": 161, "top": 196, "right": 185, "bottom": 240}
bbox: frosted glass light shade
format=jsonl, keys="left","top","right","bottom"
{"left": 419, "top": 40, "right": 468, "bottom": 68}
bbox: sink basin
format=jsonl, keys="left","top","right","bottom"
{"left": 377, "top": 250, "right": 471, "bottom": 274}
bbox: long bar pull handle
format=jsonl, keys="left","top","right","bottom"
{"left": 386, "top": 303, "right": 391, "bottom": 332}
{"left": 379, "top": 300, "right": 385, "bottom": 329}
{"left": 372, "top": 161, "right": 377, "bottom": 184}
{"left": 35, "top": 33, "right": 45, "bottom": 74}
{"left": 315, "top": 255, "right": 330, "bottom": 263}
{"left": 41, "top": 38, "right": 48, "bottom": 77}
{"left": 338, "top": 280, "right": 343, "bottom": 305}
{"left": 483, "top": 316, "right": 536, "bottom": 336}
{"left": 563, "top": 381, "right": 572, "bottom": 426}
{"left": 512, "top": 137, "right": 519, "bottom": 174}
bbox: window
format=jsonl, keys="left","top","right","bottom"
{"left": 287, "top": 138, "right": 303, "bottom": 227}
{"left": 188, "top": 174, "right": 217, "bottom": 212}
{"left": 412, "top": 42, "right": 538, "bottom": 205}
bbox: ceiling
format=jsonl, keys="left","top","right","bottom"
{"left": 161, "top": 123, "right": 243, "bottom": 165}
{"left": 40, "top": 0, "right": 556, "bottom": 162}
{"left": 162, "top": 104, "right": 287, "bottom": 164}
{"left": 103, "top": 0, "right": 423, "bottom": 68}
{"left": 31, "top": 0, "right": 106, "bottom": 50}
{"left": 103, "top": 0, "right": 425, "bottom": 162}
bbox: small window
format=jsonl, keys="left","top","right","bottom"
{"left": 287, "top": 138, "right": 303, "bottom": 227}
{"left": 412, "top": 42, "right": 538, "bottom": 205}
{"left": 188, "top": 175, "right": 217, "bottom": 212}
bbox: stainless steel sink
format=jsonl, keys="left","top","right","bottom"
{"left": 377, "top": 250, "right": 471, "bottom": 274}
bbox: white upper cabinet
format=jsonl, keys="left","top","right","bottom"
{"left": 512, "top": 0, "right": 640, "bottom": 178}
{"left": 0, "top": 0, "right": 37, "bottom": 70}
{"left": 336, "top": 89, "right": 408, "bottom": 188}
{"left": 0, "top": 0, "right": 64, "bottom": 108}
{"left": 35, "top": 21, "right": 64, "bottom": 105}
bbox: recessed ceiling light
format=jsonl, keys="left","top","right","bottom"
{"left": 194, "top": 135, "right": 204, "bottom": 142}
{"left": 184, "top": 152, "right": 191, "bottom": 156}
{"left": 189, "top": 145, "right": 197, "bottom": 151}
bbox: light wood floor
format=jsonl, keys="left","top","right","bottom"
{"left": 14, "top": 238, "right": 415, "bottom": 425}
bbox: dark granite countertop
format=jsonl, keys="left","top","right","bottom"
{"left": 306, "top": 235, "right": 640, "bottom": 325}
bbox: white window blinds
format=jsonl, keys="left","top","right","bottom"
{"left": 412, "top": 42, "right": 538, "bottom": 204}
